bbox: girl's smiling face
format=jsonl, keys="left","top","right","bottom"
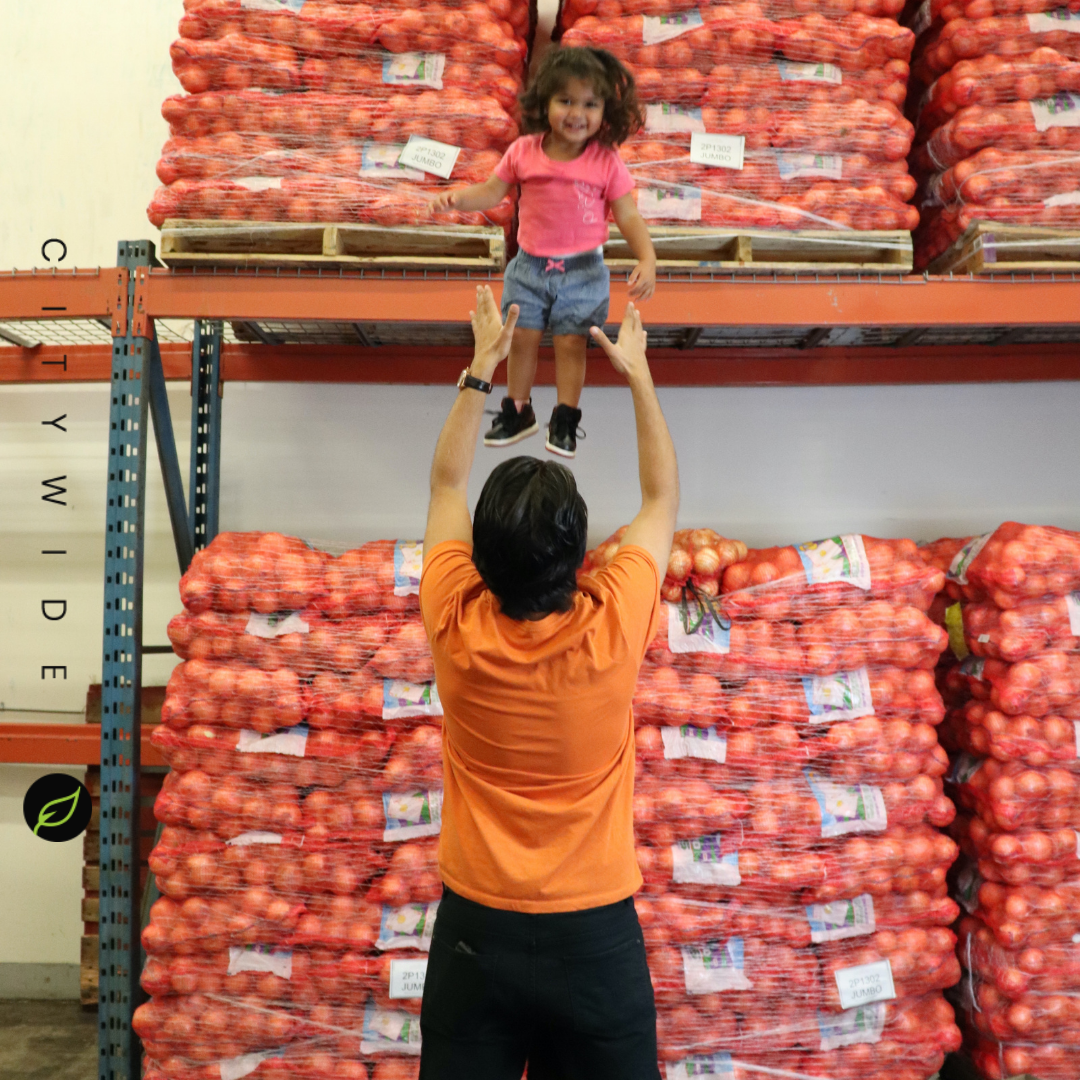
{"left": 546, "top": 76, "right": 605, "bottom": 152}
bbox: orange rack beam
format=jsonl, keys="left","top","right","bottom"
{"left": 4, "top": 341, "right": 1080, "bottom": 386}
{"left": 0, "top": 723, "right": 165, "bottom": 766}
{"left": 137, "top": 270, "right": 1080, "bottom": 327}
{"left": 0, "top": 268, "right": 129, "bottom": 332}
{"left": 3, "top": 268, "right": 1080, "bottom": 329}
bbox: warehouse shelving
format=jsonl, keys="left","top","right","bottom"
{"left": 2, "top": 244, "right": 1080, "bottom": 1080}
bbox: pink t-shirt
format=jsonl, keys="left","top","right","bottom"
{"left": 495, "top": 134, "right": 634, "bottom": 257}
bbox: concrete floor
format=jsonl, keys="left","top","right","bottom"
{"left": 0, "top": 1000, "right": 96, "bottom": 1080}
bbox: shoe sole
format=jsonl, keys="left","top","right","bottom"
{"left": 484, "top": 421, "right": 539, "bottom": 447}
{"left": 545, "top": 437, "right": 576, "bottom": 459}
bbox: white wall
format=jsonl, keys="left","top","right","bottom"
{"left": 2, "top": 0, "right": 1080, "bottom": 973}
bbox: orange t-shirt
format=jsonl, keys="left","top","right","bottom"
{"left": 419, "top": 540, "right": 662, "bottom": 913}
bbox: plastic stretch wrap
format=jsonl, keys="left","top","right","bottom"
{"left": 149, "top": 0, "right": 529, "bottom": 229}
{"left": 140, "top": 528, "right": 961, "bottom": 1080}
{"left": 552, "top": 3, "right": 919, "bottom": 230}
{"left": 926, "top": 522, "right": 1080, "bottom": 1079}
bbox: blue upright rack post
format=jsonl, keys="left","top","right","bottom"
{"left": 99, "top": 240, "right": 156, "bottom": 1080}
{"left": 189, "top": 320, "right": 223, "bottom": 548}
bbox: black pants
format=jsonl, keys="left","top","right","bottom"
{"left": 419, "top": 885, "right": 661, "bottom": 1080}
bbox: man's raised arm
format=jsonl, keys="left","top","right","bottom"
{"left": 590, "top": 304, "right": 680, "bottom": 573}
{"left": 423, "top": 286, "right": 519, "bottom": 559}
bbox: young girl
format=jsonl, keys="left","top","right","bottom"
{"left": 430, "top": 46, "right": 656, "bottom": 458}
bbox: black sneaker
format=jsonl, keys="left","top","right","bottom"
{"left": 484, "top": 397, "right": 538, "bottom": 447}
{"left": 545, "top": 404, "right": 584, "bottom": 458}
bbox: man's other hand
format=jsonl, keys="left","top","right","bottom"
{"left": 589, "top": 303, "right": 648, "bottom": 383}
{"left": 470, "top": 285, "right": 519, "bottom": 381}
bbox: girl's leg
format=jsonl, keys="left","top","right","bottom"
{"left": 506, "top": 328, "right": 544, "bottom": 405}
{"left": 552, "top": 334, "right": 587, "bottom": 408}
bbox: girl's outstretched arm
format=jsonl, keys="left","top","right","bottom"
{"left": 429, "top": 176, "right": 511, "bottom": 214}
{"left": 610, "top": 194, "right": 657, "bottom": 301}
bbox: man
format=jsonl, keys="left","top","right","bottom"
{"left": 418, "top": 285, "right": 679, "bottom": 1079}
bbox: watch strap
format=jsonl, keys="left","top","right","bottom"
{"left": 458, "top": 369, "right": 493, "bottom": 394}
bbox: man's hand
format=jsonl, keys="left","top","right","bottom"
{"left": 470, "top": 285, "right": 519, "bottom": 381}
{"left": 627, "top": 258, "right": 656, "bottom": 301}
{"left": 428, "top": 190, "right": 457, "bottom": 214}
{"left": 589, "top": 303, "right": 649, "bottom": 383}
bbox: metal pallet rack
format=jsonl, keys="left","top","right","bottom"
{"left": 2, "top": 246, "right": 1080, "bottom": 1079}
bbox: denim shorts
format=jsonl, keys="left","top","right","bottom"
{"left": 500, "top": 248, "right": 610, "bottom": 337}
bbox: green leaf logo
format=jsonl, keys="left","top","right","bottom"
{"left": 34, "top": 786, "right": 81, "bottom": 835}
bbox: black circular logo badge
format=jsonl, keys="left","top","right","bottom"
{"left": 23, "top": 774, "right": 92, "bottom": 842}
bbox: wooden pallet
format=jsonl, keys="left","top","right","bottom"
{"left": 927, "top": 222, "right": 1080, "bottom": 274}
{"left": 604, "top": 226, "right": 912, "bottom": 273}
{"left": 160, "top": 219, "right": 506, "bottom": 270}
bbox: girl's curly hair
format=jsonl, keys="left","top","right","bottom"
{"left": 519, "top": 46, "right": 644, "bottom": 148}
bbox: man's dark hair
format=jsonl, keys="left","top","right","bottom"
{"left": 473, "top": 457, "right": 588, "bottom": 620}
{"left": 519, "top": 46, "right": 644, "bottom": 148}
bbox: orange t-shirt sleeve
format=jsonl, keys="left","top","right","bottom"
{"left": 588, "top": 544, "right": 663, "bottom": 661}
{"left": 419, "top": 540, "right": 478, "bottom": 642}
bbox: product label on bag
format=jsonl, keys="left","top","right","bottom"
{"left": 804, "top": 770, "right": 887, "bottom": 837}
{"left": 220, "top": 1049, "right": 286, "bottom": 1080}
{"left": 666, "top": 1053, "right": 734, "bottom": 1080}
{"left": 383, "top": 678, "right": 443, "bottom": 719}
{"left": 361, "top": 143, "right": 426, "bottom": 181}
{"left": 227, "top": 945, "right": 293, "bottom": 979}
{"left": 393, "top": 539, "right": 424, "bottom": 595}
{"left": 776, "top": 60, "right": 842, "bottom": 84}
{"left": 672, "top": 834, "right": 741, "bottom": 886}
{"left": 662, "top": 725, "right": 728, "bottom": 763}
{"left": 226, "top": 831, "right": 284, "bottom": 847}
{"left": 950, "top": 752, "right": 983, "bottom": 785}
{"left": 1027, "top": 8, "right": 1080, "bottom": 32}
{"left": 643, "top": 8, "right": 704, "bottom": 44}
{"left": 1065, "top": 592, "right": 1080, "bottom": 635}
{"left": 834, "top": 959, "right": 896, "bottom": 1009}
{"left": 690, "top": 133, "right": 745, "bottom": 170}
{"left": 817, "top": 1002, "right": 887, "bottom": 1050}
{"left": 681, "top": 938, "right": 752, "bottom": 993}
{"left": 958, "top": 655, "right": 986, "bottom": 681}
{"left": 802, "top": 668, "right": 874, "bottom": 723}
{"left": 1045, "top": 190, "right": 1080, "bottom": 208}
{"left": 377, "top": 901, "right": 440, "bottom": 951}
{"left": 1031, "top": 92, "right": 1080, "bottom": 130}
{"left": 382, "top": 51, "right": 445, "bottom": 89}
{"left": 948, "top": 532, "right": 992, "bottom": 583}
{"left": 389, "top": 958, "right": 429, "bottom": 998}
{"left": 397, "top": 135, "right": 460, "bottom": 179}
{"left": 1075, "top": 721, "right": 1080, "bottom": 757}
{"left": 911, "top": 0, "right": 932, "bottom": 35}
{"left": 236, "top": 724, "right": 308, "bottom": 757}
{"left": 361, "top": 1001, "right": 423, "bottom": 1055}
{"left": 796, "top": 534, "right": 871, "bottom": 589}
{"left": 234, "top": 176, "right": 284, "bottom": 191}
{"left": 241, "top": 0, "right": 305, "bottom": 11}
{"left": 383, "top": 789, "right": 443, "bottom": 841}
{"left": 244, "top": 611, "right": 310, "bottom": 638}
{"left": 776, "top": 152, "right": 844, "bottom": 180}
{"left": 666, "top": 602, "right": 731, "bottom": 654}
{"left": 955, "top": 859, "right": 983, "bottom": 914}
{"left": 639, "top": 186, "right": 702, "bottom": 221}
{"left": 645, "top": 103, "right": 706, "bottom": 134}
{"left": 805, "top": 894, "right": 876, "bottom": 943}
{"left": 945, "top": 602, "right": 969, "bottom": 660}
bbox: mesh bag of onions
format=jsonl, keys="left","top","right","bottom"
{"left": 931, "top": 523, "right": 1080, "bottom": 1080}
{"left": 147, "top": 0, "right": 533, "bottom": 233}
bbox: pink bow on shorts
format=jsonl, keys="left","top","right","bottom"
{"left": 544, "top": 258, "right": 565, "bottom": 273}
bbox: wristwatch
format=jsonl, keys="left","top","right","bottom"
{"left": 457, "top": 368, "right": 493, "bottom": 394}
